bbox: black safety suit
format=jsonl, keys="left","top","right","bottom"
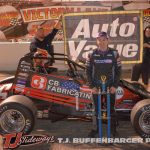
{"left": 86, "top": 47, "right": 122, "bottom": 136}
{"left": 30, "top": 28, "right": 58, "bottom": 54}
{"left": 30, "top": 28, "right": 58, "bottom": 65}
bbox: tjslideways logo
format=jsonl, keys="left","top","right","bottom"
{"left": 0, "top": 132, "right": 55, "bottom": 149}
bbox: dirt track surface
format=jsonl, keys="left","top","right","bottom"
{"left": 0, "top": 73, "right": 150, "bottom": 150}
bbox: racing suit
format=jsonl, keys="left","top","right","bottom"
{"left": 86, "top": 47, "right": 122, "bottom": 136}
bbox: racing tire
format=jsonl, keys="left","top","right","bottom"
{"left": 0, "top": 95, "right": 36, "bottom": 135}
{"left": 131, "top": 99, "right": 150, "bottom": 138}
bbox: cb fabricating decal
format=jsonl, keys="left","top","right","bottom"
{"left": 63, "top": 11, "right": 143, "bottom": 64}
{"left": 46, "top": 77, "right": 91, "bottom": 100}
{"left": 30, "top": 75, "right": 91, "bottom": 100}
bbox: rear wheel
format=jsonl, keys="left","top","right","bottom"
{"left": 131, "top": 99, "right": 150, "bottom": 138}
{"left": 0, "top": 95, "right": 36, "bottom": 134}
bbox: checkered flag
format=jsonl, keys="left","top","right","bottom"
{"left": 10, "top": 18, "right": 22, "bottom": 26}
{"left": 143, "top": 16, "right": 150, "bottom": 24}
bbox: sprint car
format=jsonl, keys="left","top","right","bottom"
{"left": 0, "top": 53, "right": 150, "bottom": 138}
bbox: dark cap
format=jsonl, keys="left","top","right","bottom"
{"left": 97, "top": 32, "right": 109, "bottom": 39}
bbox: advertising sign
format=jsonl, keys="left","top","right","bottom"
{"left": 63, "top": 11, "right": 143, "bottom": 64}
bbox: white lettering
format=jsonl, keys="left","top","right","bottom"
{"left": 71, "top": 19, "right": 90, "bottom": 38}
{"left": 110, "top": 18, "right": 119, "bottom": 37}
{"left": 68, "top": 40, "right": 87, "bottom": 61}
{"left": 120, "top": 23, "right": 135, "bottom": 37}
{"left": 122, "top": 44, "right": 138, "bottom": 57}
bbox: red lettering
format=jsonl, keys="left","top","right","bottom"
{"left": 22, "top": 10, "right": 31, "bottom": 22}
{"left": 3, "top": 132, "right": 23, "bottom": 149}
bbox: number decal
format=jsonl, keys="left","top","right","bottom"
{"left": 31, "top": 75, "right": 47, "bottom": 90}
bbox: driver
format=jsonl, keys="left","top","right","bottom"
{"left": 33, "top": 51, "right": 48, "bottom": 74}
{"left": 86, "top": 32, "right": 122, "bottom": 137}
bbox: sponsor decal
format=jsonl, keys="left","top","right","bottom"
{"left": 19, "top": 61, "right": 31, "bottom": 72}
{"left": 14, "top": 87, "right": 24, "bottom": 92}
{"left": 31, "top": 75, "right": 47, "bottom": 90}
{"left": 116, "top": 86, "right": 124, "bottom": 100}
{"left": 15, "top": 75, "right": 27, "bottom": 92}
{"left": 19, "top": 65, "right": 31, "bottom": 72}
{"left": 46, "top": 77, "right": 91, "bottom": 100}
{"left": 20, "top": 61, "right": 31, "bottom": 66}
{"left": 63, "top": 11, "right": 143, "bottom": 64}
{"left": 94, "top": 59, "right": 112, "bottom": 63}
{"left": 1, "top": 132, "right": 55, "bottom": 149}
{"left": 18, "top": 73, "right": 29, "bottom": 78}
{"left": 16, "top": 79, "right": 27, "bottom": 85}
{"left": 16, "top": 84, "right": 25, "bottom": 88}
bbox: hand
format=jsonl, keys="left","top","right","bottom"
{"left": 58, "top": 15, "right": 62, "bottom": 22}
{"left": 54, "top": 15, "right": 62, "bottom": 29}
{"left": 110, "top": 86, "right": 116, "bottom": 94}
{"left": 37, "top": 48, "right": 48, "bottom": 56}
{"left": 92, "top": 87, "right": 98, "bottom": 94}
{"left": 143, "top": 43, "right": 150, "bottom": 48}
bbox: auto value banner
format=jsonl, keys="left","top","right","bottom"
{"left": 63, "top": 11, "right": 143, "bottom": 64}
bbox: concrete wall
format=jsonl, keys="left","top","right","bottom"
{"left": 0, "top": 42, "right": 65, "bottom": 71}
{"left": 0, "top": 42, "right": 132, "bottom": 71}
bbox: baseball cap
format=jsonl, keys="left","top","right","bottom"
{"left": 97, "top": 32, "right": 109, "bottom": 39}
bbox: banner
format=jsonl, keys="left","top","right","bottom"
{"left": 0, "top": 3, "right": 110, "bottom": 42}
{"left": 20, "top": 6, "right": 110, "bottom": 23}
{"left": 63, "top": 11, "right": 143, "bottom": 64}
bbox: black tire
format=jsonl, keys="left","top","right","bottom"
{"left": 0, "top": 95, "right": 36, "bottom": 135}
{"left": 131, "top": 99, "right": 150, "bottom": 138}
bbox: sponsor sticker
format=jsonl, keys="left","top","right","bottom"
{"left": 116, "top": 86, "right": 124, "bottom": 100}
{"left": 31, "top": 75, "right": 47, "bottom": 90}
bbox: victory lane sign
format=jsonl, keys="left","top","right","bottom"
{"left": 63, "top": 11, "right": 143, "bottom": 64}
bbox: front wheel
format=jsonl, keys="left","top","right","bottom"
{"left": 0, "top": 95, "right": 36, "bottom": 134}
{"left": 131, "top": 99, "right": 150, "bottom": 138}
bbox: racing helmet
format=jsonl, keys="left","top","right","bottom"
{"left": 33, "top": 51, "right": 48, "bottom": 66}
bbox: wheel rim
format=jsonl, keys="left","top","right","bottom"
{"left": 0, "top": 109, "right": 26, "bottom": 133}
{"left": 139, "top": 110, "right": 150, "bottom": 134}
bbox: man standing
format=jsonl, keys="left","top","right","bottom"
{"left": 30, "top": 18, "right": 62, "bottom": 65}
{"left": 86, "top": 32, "right": 122, "bottom": 137}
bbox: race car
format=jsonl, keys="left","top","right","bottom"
{"left": 0, "top": 53, "right": 150, "bottom": 139}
